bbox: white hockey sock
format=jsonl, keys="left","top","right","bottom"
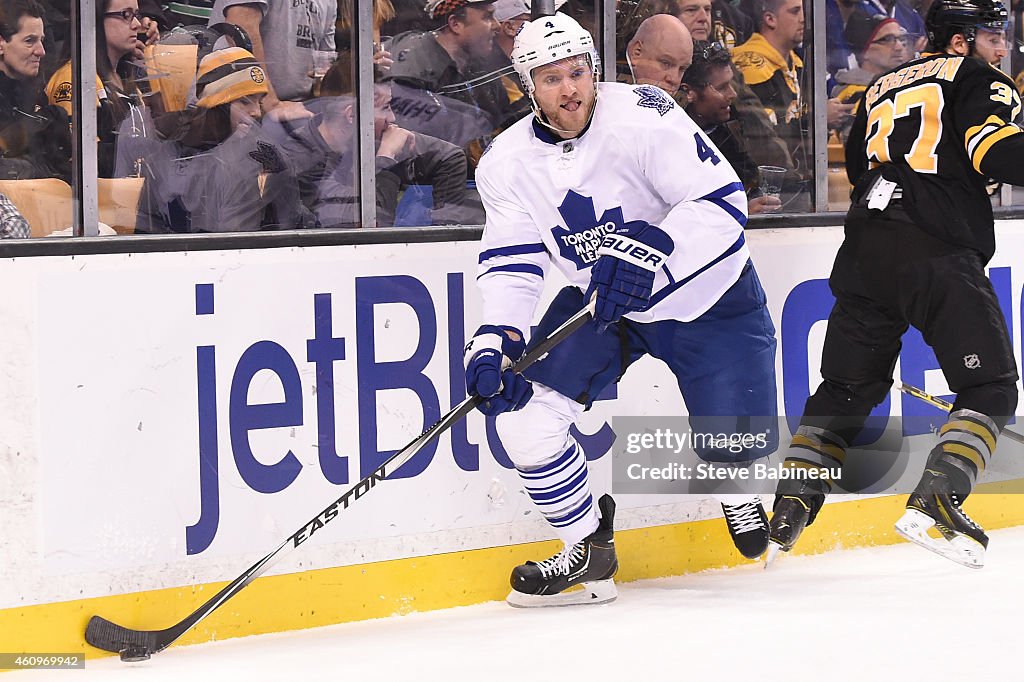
{"left": 517, "top": 439, "right": 599, "bottom": 546}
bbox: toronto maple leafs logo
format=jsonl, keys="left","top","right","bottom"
{"left": 552, "top": 190, "right": 625, "bottom": 270}
{"left": 633, "top": 85, "right": 674, "bottom": 116}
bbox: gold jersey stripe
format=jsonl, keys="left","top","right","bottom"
{"left": 964, "top": 114, "right": 1005, "bottom": 157}
{"left": 972, "top": 124, "right": 1021, "bottom": 173}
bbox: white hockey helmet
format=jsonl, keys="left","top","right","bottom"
{"left": 511, "top": 12, "right": 600, "bottom": 96}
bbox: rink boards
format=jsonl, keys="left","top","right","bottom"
{"left": 3, "top": 223, "right": 1024, "bottom": 657}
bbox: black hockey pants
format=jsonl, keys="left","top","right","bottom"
{"left": 800, "top": 202, "right": 1018, "bottom": 445}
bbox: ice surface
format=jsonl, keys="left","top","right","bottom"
{"left": 17, "top": 527, "right": 1024, "bottom": 681}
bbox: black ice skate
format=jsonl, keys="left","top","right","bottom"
{"left": 506, "top": 494, "right": 618, "bottom": 608}
{"left": 721, "top": 498, "right": 769, "bottom": 559}
{"left": 764, "top": 495, "right": 812, "bottom": 567}
{"left": 894, "top": 469, "right": 988, "bottom": 569}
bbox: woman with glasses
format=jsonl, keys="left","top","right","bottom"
{"left": 44, "top": 0, "right": 159, "bottom": 177}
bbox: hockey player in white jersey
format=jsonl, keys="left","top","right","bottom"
{"left": 464, "top": 12, "right": 779, "bottom": 606}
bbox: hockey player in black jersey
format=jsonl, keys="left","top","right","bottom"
{"left": 767, "top": 0, "right": 1022, "bottom": 568}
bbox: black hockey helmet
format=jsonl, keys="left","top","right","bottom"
{"left": 926, "top": 0, "right": 1007, "bottom": 50}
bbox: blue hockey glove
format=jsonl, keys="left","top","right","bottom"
{"left": 464, "top": 325, "right": 533, "bottom": 416}
{"left": 586, "top": 220, "right": 675, "bottom": 332}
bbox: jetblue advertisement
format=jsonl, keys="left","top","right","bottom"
{"left": 10, "top": 225, "right": 1023, "bottom": 604}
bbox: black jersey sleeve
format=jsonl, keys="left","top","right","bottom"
{"left": 955, "top": 67, "right": 1024, "bottom": 186}
{"left": 845, "top": 95, "right": 869, "bottom": 186}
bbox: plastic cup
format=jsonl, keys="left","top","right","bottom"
{"left": 758, "top": 165, "right": 786, "bottom": 200}
{"left": 313, "top": 50, "right": 337, "bottom": 79}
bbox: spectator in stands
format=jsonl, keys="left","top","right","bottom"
{"left": 336, "top": 0, "right": 395, "bottom": 70}
{"left": 676, "top": 0, "right": 713, "bottom": 40}
{"left": 623, "top": 13, "right": 693, "bottom": 95}
{"left": 666, "top": 0, "right": 796, "bottom": 173}
{"left": 0, "top": 0, "right": 70, "bottom": 181}
{"left": 46, "top": 0, "right": 159, "bottom": 177}
{"left": 39, "top": 0, "right": 163, "bottom": 75}
{"left": 619, "top": 0, "right": 752, "bottom": 50}
{"left": 267, "top": 56, "right": 481, "bottom": 227}
{"left": 492, "top": 0, "right": 530, "bottom": 56}
{"left": 135, "top": 47, "right": 299, "bottom": 233}
{"left": 388, "top": 0, "right": 517, "bottom": 167}
{"left": 207, "top": 0, "right": 336, "bottom": 119}
{"left": 0, "top": 191, "right": 30, "bottom": 238}
{"left": 478, "top": 0, "right": 535, "bottom": 121}
{"left": 826, "top": 0, "right": 871, "bottom": 80}
{"left": 734, "top": 0, "right": 853, "bottom": 159}
{"left": 681, "top": 39, "right": 782, "bottom": 213}
{"left": 616, "top": 0, "right": 677, "bottom": 69}
{"left": 832, "top": 12, "right": 910, "bottom": 118}
{"left": 826, "top": 1, "right": 922, "bottom": 97}
{"left": 711, "top": 0, "right": 754, "bottom": 48}
{"left": 382, "top": 0, "right": 443, "bottom": 37}
{"left": 733, "top": 0, "right": 805, "bottom": 143}
{"left": 863, "top": 0, "right": 926, "bottom": 50}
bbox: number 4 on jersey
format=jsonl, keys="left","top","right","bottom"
{"left": 695, "top": 132, "right": 721, "bottom": 165}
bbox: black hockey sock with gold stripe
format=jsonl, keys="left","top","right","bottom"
{"left": 926, "top": 409, "right": 999, "bottom": 500}
{"left": 774, "top": 425, "right": 847, "bottom": 525}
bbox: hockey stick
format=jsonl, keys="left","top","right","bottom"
{"left": 85, "top": 299, "right": 596, "bottom": 661}
{"left": 898, "top": 382, "right": 1024, "bottom": 445}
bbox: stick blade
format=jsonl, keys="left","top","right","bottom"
{"left": 85, "top": 615, "right": 160, "bottom": 659}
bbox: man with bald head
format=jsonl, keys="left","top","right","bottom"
{"left": 625, "top": 14, "right": 693, "bottom": 95}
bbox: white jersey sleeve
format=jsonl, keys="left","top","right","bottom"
{"left": 475, "top": 160, "right": 551, "bottom": 336}
{"left": 636, "top": 91, "right": 748, "bottom": 239}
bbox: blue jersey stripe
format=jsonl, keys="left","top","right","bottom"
{"left": 548, "top": 495, "right": 594, "bottom": 527}
{"left": 526, "top": 463, "right": 588, "bottom": 502}
{"left": 701, "top": 182, "right": 745, "bottom": 200}
{"left": 646, "top": 235, "right": 746, "bottom": 309}
{"left": 479, "top": 263, "right": 545, "bottom": 279}
{"left": 478, "top": 243, "right": 546, "bottom": 264}
{"left": 698, "top": 182, "right": 747, "bottom": 227}
{"left": 705, "top": 197, "right": 748, "bottom": 227}
{"left": 518, "top": 443, "right": 578, "bottom": 479}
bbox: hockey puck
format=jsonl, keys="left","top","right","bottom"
{"left": 119, "top": 647, "right": 151, "bottom": 662}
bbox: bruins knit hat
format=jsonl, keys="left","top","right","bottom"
{"left": 195, "top": 47, "right": 269, "bottom": 109}
{"left": 845, "top": 12, "right": 900, "bottom": 57}
{"left": 424, "top": 0, "right": 495, "bottom": 20}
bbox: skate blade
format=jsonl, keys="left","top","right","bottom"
{"left": 894, "top": 509, "right": 985, "bottom": 569}
{"left": 763, "top": 541, "right": 784, "bottom": 569}
{"left": 506, "top": 580, "right": 617, "bottom": 608}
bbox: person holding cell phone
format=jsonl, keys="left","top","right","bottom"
{"left": 44, "top": 0, "right": 159, "bottom": 177}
